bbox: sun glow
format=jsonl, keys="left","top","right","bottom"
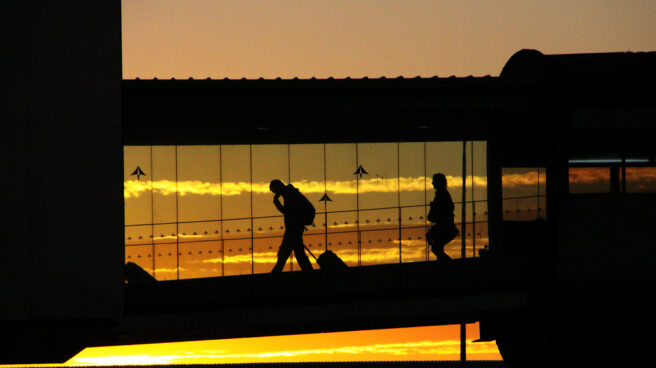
{"left": 61, "top": 324, "right": 500, "bottom": 366}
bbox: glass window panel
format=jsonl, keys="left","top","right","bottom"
{"left": 222, "top": 219, "right": 252, "bottom": 240}
{"left": 177, "top": 145, "right": 221, "bottom": 222}
{"left": 401, "top": 206, "right": 425, "bottom": 229}
{"left": 357, "top": 143, "right": 399, "bottom": 210}
{"left": 253, "top": 237, "right": 282, "bottom": 274}
{"left": 401, "top": 227, "right": 428, "bottom": 263}
{"left": 179, "top": 241, "right": 222, "bottom": 279}
{"left": 625, "top": 167, "right": 656, "bottom": 193}
{"left": 327, "top": 232, "right": 358, "bottom": 267}
{"left": 474, "top": 201, "right": 488, "bottom": 225}
{"left": 568, "top": 167, "right": 610, "bottom": 194}
{"left": 125, "top": 225, "right": 153, "bottom": 246}
{"left": 305, "top": 233, "right": 326, "bottom": 251}
{"left": 178, "top": 221, "right": 220, "bottom": 243}
{"left": 502, "top": 168, "right": 544, "bottom": 221}
{"left": 153, "top": 223, "right": 178, "bottom": 244}
{"left": 223, "top": 239, "right": 253, "bottom": 276}
{"left": 327, "top": 211, "right": 357, "bottom": 233}
{"left": 151, "top": 146, "right": 177, "bottom": 224}
{"left": 125, "top": 245, "right": 153, "bottom": 276}
{"left": 221, "top": 145, "right": 252, "bottom": 220}
{"left": 473, "top": 220, "right": 490, "bottom": 257}
{"left": 425, "top": 141, "right": 463, "bottom": 211}
{"left": 537, "top": 168, "right": 547, "bottom": 219}
{"left": 473, "top": 141, "right": 488, "bottom": 202}
{"left": 325, "top": 143, "right": 357, "bottom": 212}
{"left": 359, "top": 208, "right": 398, "bottom": 231}
{"left": 124, "top": 146, "right": 152, "bottom": 226}
{"left": 252, "top": 144, "right": 290, "bottom": 217}
{"left": 253, "top": 217, "right": 284, "bottom": 238}
{"left": 399, "top": 142, "right": 426, "bottom": 207}
{"left": 154, "top": 243, "right": 178, "bottom": 281}
{"left": 361, "top": 229, "right": 399, "bottom": 266}
{"left": 290, "top": 143, "right": 325, "bottom": 221}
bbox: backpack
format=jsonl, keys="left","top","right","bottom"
{"left": 287, "top": 186, "right": 316, "bottom": 226}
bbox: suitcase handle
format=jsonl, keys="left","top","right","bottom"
{"left": 303, "top": 244, "right": 319, "bottom": 262}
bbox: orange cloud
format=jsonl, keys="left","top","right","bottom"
{"left": 124, "top": 176, "right": 488, "bottom": 199}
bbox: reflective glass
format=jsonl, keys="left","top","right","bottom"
{"left": 221, "top": 145, "right": 252, "bottom": 220}
{"left": 401, "top": 227, "right": 428, "bottom": 263}
{"left": 361, "top": 229, "right": 399, "bottom": 266}
{"left": 325, "top": 144, "right": 357, "bottom": 212}
{"left": 124, "top": 146, "right": 152, "bottom": 226}
{"left": 290, "top": 143, "right": 325, "bottom": 222}
{"left": 178, "top": 221, "right": 220, "bottom": 243}
{"left": 179, "top": 241, "right": 222, "bottom": 279}
{"left": 502, "top": 168, "right": 544, "bottom": 221}
{"left": 569, "top": 167, "right": 610, "bottom": 194}
{"left": 222, "top": 219, "right": 252, "bottom": 240}
{"left": 625, "top": 167, "right": 656, "bottom": 193}
{"left": 252, "top": 144, "right": 289, "bottom": 218}
{"left": 399, "top": 142, "right": 426, "bottom": 207}
{"left": 357, "top": 143, "right": 399, "bottom": 210}
{"left": 253, "top": 237, "right": 281, "bottom": 274}
{"left": 177, "top": 145, "right": 221, "bottom": 222}
{"left": 223, "top": 239, "right": 253, "bottom": 276}
{"left": 154, "top": 243, "right": 178, "bottom": 281}
{"left": 253, "top": 217, "right": 284, "bottom": 238}
{"left": 153, "top": 223, "right": 178, "bottom": 245}
{"left": 125, "top": 225, "right": 153, "bottom": 246}
{"left": 125, "top": 245, "right": 153, "bottom": 276}
{"left": 152, "top": 146, "right": 177, "bottom": 224}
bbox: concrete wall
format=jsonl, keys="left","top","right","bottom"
{"left": 1, "top": 1, "right": 123, "bottom": 320}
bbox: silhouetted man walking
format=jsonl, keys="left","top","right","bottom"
{"left": 269, "top": 179, "right": 313, "bottom": 272}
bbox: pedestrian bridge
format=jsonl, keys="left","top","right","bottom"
{"left": 93, "top": 256, "right": 532, "bottom": 348}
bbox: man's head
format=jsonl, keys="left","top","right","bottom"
{"left": 432, "top": 173, "right": 447, "bottom": 189}
{"left": 269, "top": 179, "right": 285, "bottom": 194}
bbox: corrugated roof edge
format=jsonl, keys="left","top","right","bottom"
{"left": 128, "top": 75, "right": 495, "bottom": 82}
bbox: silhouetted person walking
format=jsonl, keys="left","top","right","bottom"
{"left": 427, "top": 173, "right": 459, "bottom": 261}
{"left": 270, "top": 179, "right": 314, "bottom": 273}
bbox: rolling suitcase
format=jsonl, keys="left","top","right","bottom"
{"left": 304, "top": 245, "right": 348, "bottom": 271}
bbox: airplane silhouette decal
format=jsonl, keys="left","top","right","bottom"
{"left": 131, "top": 166, "right": 146, "bottom": 180}
{"left": 353, "top": 165, "right": 368, "bottom": 178}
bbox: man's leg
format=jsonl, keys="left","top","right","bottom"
{"left": 288, "top": 227, "right": 313, "bottom": 271}
{"left": 272, "top": 236, "right": 293, "bottom": 273}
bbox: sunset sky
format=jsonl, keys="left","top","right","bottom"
{"left": 6, "top": 1, "right": 652, "bottom": 366}
{"left": 122, "top": 0, "right": 656, "bottom": 79}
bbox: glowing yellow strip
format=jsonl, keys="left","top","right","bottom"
{"left": 124, "top": 176, "right": 489, "bottom": 199}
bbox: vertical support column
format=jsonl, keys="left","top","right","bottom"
{"left": 461, "top": 140, "right": 467, "bottom": 361}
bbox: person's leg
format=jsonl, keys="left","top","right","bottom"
{"left": 288, "top": 227, "right": 313, "bottom": 271}
{"left": 272, "top": 235, "right": 293, "bottom": 273}
{"left": 431, "top": 228, "right": 452, "bottom": 261}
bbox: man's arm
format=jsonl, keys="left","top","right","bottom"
{"left": 273, "top": 194, "right": 285, "bottom": 214}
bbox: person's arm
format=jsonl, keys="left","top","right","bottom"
{"left": 273, "top": 193, "right": 285, "bottom": 214}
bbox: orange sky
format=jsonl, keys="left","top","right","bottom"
{"left": 1, "top": 324, "right": 500, "bottom": 366}
{"left": 122, "top": 0, "right": 656, "bottom": 79}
